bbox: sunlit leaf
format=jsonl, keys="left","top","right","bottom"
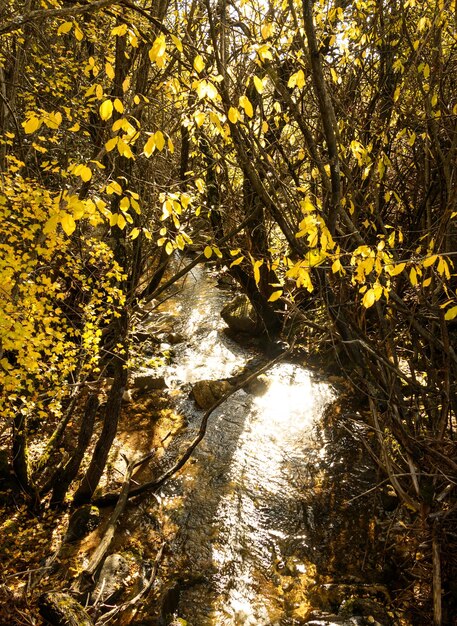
{"left": 61, "top": 213, "right": 76, "bottom": 236}
{"left": 57, "top": 21, "right": 73, "bottom": 34}
{"left": 362, "top": 288, "right": 376, "bottom": 308}
{"left": 268, "top": 290, "right": 282, "bottom": 302}
{"left": 99, "top": 99, "right": 113, "bottom": 121}
{"left": 193, "top": 55, "right": 205, "bottom": 73}
{"left": 253, "top": 75, "right": 264, "bottom": 94}
{"left": 444, "top": 306, "right": 457, "bottom": 321}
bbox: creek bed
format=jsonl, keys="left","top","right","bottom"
{"left": 136, "top": 263, "right": 393, "bottom": 625}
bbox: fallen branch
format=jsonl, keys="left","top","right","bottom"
{"left": 93, "top": 343, "right": 294, "bottom": 507}
{"left": 76, "top": 451, "right": 155, "bottom": 590}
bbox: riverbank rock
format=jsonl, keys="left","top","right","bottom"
{"left": 191, "top": 380, "right": 234, "bottom": 409}
{"left": 221, "top": 294, "right": 258, "bottom": 334}
{"left": 91, "top": 553, "right": 129, "bottom": 605}
{"left": 131, "top": 373, "right": 167, "bottom": 393}
{"left": 64, "top": 505, "right": 100, "bottom": 543}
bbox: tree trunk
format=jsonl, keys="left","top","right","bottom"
{"left": 49, "top": 395, "right": 100, "bottom": 505}
{"left": 72, "top": 340, "right": 127, "bottom": 505}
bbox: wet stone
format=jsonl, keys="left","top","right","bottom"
{"left": 191, "top": 379, "right": 234, "bottom": 409}
{"left": 131, "top": 373, "right": 167, "bottom": 393}
{"left": 91, "top": 553, "right": 129, "bottom": 605}
{"left": 220, "top": 294, "right": 259, "bottom": 334}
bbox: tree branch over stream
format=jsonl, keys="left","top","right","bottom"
{"left": 93, "top": 342, "right": 294, "bottom": 507}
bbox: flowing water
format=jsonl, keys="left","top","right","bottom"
{"left": 139, "top": 263, "right": 380, "bottom": 625}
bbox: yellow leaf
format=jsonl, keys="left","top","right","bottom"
{"left": 165, "top": 241, "right": 174, "bottom": 255}
{"left": 176, "top": 234, "right": 185, "bottom": 250}
{"left": 171, "top": 34, "right": 183, "bottom": 52}
{"left": 74, "top": 23, "right": 84, "bottom": 41}
{"left": 113, "top": 98, "right": 124, "bottom": 113}
{"left": 213, "top": 246, "right": 222, "bottom": 258}
{"left": 193, "top": 55, "right": 205, "bottom": 73}
{"left": 143, "top": 135, "right": 155, "bottom": 157}
{"left": 23, "top": 116, "right": 41, "bottom": 134}
{"left": 149, "top": 35, "right": 166, "bottom": 62}
{"left": 122, "top": 77, "right": 131, "bottom": 92}
{"left": 388, "top": 262, "right": 405, "bottom": 276}
{"left": 112, "top": 24, "right": 128, "bottom": 37}
{"left": 257, "top": 44, "right": 273, "bottom": 62}
{"left": 155, "top": 130, "right": 165, "bottom": 151}
{"left": 168, "top": 137, "right": 174, "bottom": 153}
{"left": 332, "top": 259, "right": 342, "bottom": 273}
{"left": 106, "top": 180, "right": 122, "bottom": 195}
{"left": 69, "top": 122, "right": 80, "bottom": 132}
{"left": 206, "top": 81, "right": 218, "bottom": 100}
{"left": 204, "top": 246, "right": 213, "bottom": 258}
{"left": 79, "top": 165, "right": 92, "bottom": 182}
{"left": 105, "top": 136, "right": 118, "bottom": 152}
{"left": 117, "top": 138, "right": 133, "bottom": 158}
{"left": 116, "top": 213, "right": 127, "bottom": 229}
{"left": 228, "top": 107, "right": 240, "bottom": 124}
{"left": 423, "top": 254, "right": 437, "bottom": 268}
{"left": 99, "top": 99, "right": 113, "bottom": 121}
{"left": 373, "top": 282, "right": 383, "bottom": 300}
{"left": 261, "top": 21, "right": 273, "bottom": 40}
{"left": 423, "top": 63, "right": 430, "bottom": 79}
{"left": 105, "top": 62, "right": 115, "bottom": 79}
{"left": 253, "top": 259, "right": 263, "bottom": 285}
{"left": 410, "top": 267, "right": 418, "bottom": 286}
{"left": 444, "top": 306, "right": 457, "bottom": 321}
{"left": 239, "top": 95, "right": 254, "bottom": 117}
{"left": 194, "top": 111, "right": 205, "bottom": 127}
{"left": 45, "top": 111, "right": 62, "bottom": 129}
{"left": 230, "top": 257, "right": 244, "bottom": 267}
{"left": 268, "top": 290, "right": 283, "bottom": 302}
{"left": 437, "top": 257, "right": 450, "bottom": 279}
{"left": 61, "top": 213, "right": 76, "bottom": 236}
{"left": 253, "top": 75, "right": 264, "bottom": 94}
{"left": 362, "top": 288, "right": 376, "bottom": 308}
{"left": 57, "top": 21, "right": 72, "bottom": 34}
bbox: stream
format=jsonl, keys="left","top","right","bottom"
{"left": 136, "top": 262, "right": 388, "bottom": 626}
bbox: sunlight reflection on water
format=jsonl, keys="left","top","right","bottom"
{"left": 207, "top": 365, "right": 334, "bottom": 624}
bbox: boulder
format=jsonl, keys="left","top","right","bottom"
{"left": 243, "top": 374, "right": 270, "bottom": 396}
{"left": 191, "top": 380, "right": 234, "bottom": 409}
{"left": 131, "top": 374, "right": 167, "bottom": 393}
{"left": 167, "top": 332, "right": 185, "bottom": 345}
{"left": 91, "top": 553, "right": 129, "bottom": 605}
{"left": 339, "top": 597, "right": 392, "bottom": 624}
{"left": 221, "top": 294, "right": 258, "bottom": 334}
{"left": 64, "top": 505, "right": 100, "bottom": 543}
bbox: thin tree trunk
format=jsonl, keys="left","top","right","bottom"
{"left": 49, "top": 395, "right": 100, "bottom": 505}
{"left": 72, "top": 341, "right": 127, "bottom": 505}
